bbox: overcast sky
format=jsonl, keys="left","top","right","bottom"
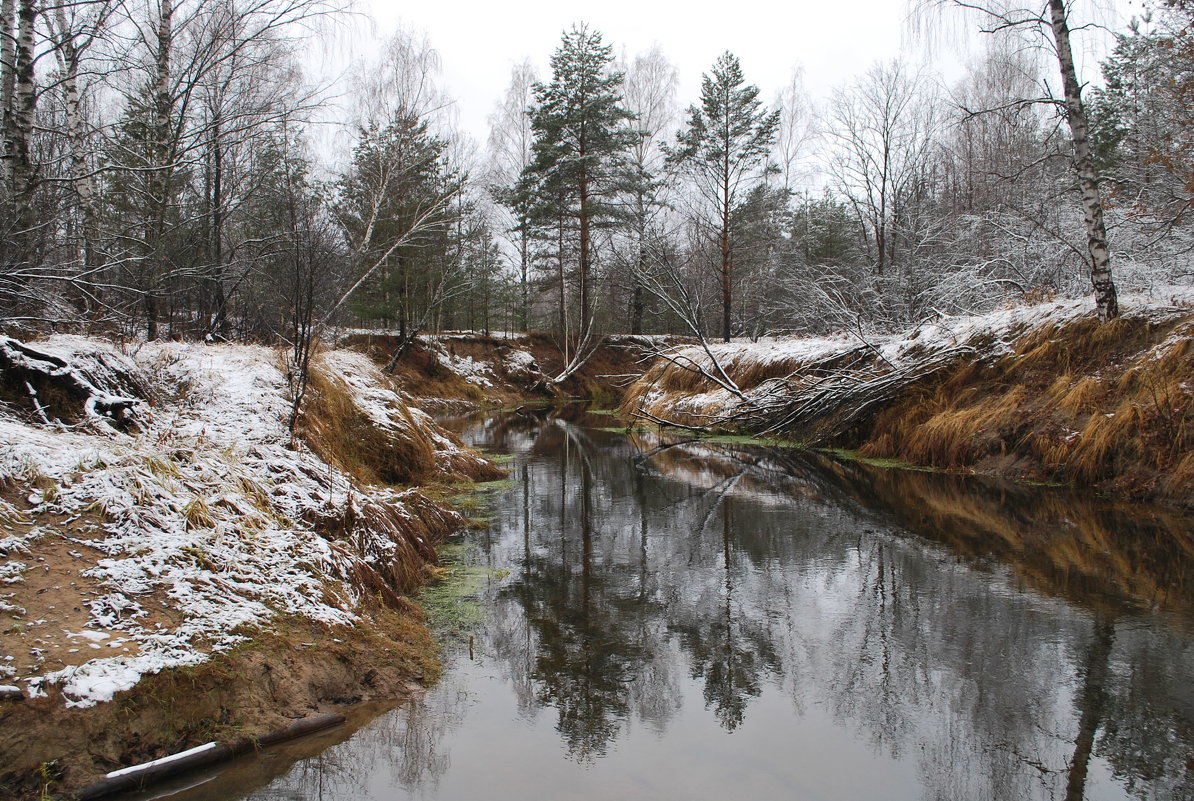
{"left": 339, "top": 0, "right": 1143, "bottom": 152}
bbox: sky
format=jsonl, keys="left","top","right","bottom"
{"left": 337, "top": 0, "right": 1143, "bottom": 153}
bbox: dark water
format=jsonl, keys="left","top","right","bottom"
{"left": 155, "top": 409, "right": 1194, "bottom": 801}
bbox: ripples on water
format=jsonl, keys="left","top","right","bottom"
{"left": 154, "top": 408, "right": 1194, "bottom": 801}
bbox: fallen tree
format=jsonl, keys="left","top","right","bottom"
{"left": 0, "top": 336, "right": 141, "bottom": 431}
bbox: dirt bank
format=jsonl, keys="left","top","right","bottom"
{"left": 621, "top": 294, "right": 1194, "bottom": 507}
{"left": 0, "top": 337, "right": 499, "bottom": 798}
{"left": 0, "top": 609, "right": 434, "bottom": 800}
{"left": 339, "top": 331, "right": 672, "bottom": 409}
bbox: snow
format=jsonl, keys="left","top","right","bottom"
{"left": 1, "top": 338, "right": 477, "bottom": 707}
{"left": 632, "top": 291, "right": 1194, "bottom": 422}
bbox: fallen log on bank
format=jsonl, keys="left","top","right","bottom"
{"left": 75, "top": 713, "right": 346, "bottom": 800}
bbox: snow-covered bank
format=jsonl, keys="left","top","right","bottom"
{"left": 0, "top": 338, "right": 491, "bottom": 710}
{"left": 623, "top": 291, "right": 1194, "bottom": 504}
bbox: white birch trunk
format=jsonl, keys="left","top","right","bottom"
{"left": 0, "top": 0, "right": 15, "bottom": 187}
{"left": 1048, "top": 0, "right": 1119, "bottom": 321}
{"left": 9, "top": 0, "right": 36, "bottom": 255}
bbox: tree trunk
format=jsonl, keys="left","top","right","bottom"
{"left": 0, "top": 0, "right": 14, "bottom": 187}
{"left": 209, "top": 115, "right": 226, "bottom": 336}
{"left": 578, "top": 161, "right": 591, "bottom": 345}
{"left": 9, "top": 0, "right": 36, "bottom": 258}
{"left": 721, "top": 171, "right": 732, "bottom": 342}
{"left": 518, "top": 217, "right": 530, "bottom": 331}
{"left": 1064, "top": 617, "right": 1114, "bottom": 801}
{"left": 1048, "top": 0, "right": 1119, "bottom": 321}
{"left": 55, "top": 10, "right": 100, "bottom": 285}
{"left": 146, "top": 0, "right": 173, "bottom": 341}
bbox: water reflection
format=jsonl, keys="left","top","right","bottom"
{"left": 188, "top": 409, "right": 1194, "bottom": 801}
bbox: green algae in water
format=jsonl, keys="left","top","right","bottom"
{"left": 417, "top": 542, "right": 508, "bottom": 644}
{"left": 816, "top": 447, "right": 940, "bottom": 473}
{"left": 597, "top": 426, "right": 648, "bottom": 435}
{"left": 479, "top": 451, "right": 515, "bottom": 465}
{"left": 449, "top": 477, "right": 516, "bottom": 514}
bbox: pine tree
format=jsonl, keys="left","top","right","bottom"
{"left": 336, "top": 111, "right": 456, "bottom": 339}
{"left": 667, "top": 52, "right": 779, "bottom": 342}
{"left": 520, "top": 23, "right": 637, "bottom": 359}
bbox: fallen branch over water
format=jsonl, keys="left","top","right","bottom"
{"left": 755, "top": 346, "right": 977, "bottom": 442}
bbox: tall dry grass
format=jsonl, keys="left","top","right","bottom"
{"left": 624, "top": 306, "right": 1194, "bottom": 505}
{"left": 861, "top": 315, "right": 1194, "bottom": 503}
{"left": 297, "top": 361, "right": 438, "bottom": 486}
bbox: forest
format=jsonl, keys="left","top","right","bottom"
{"left": 0, "top": 0, "right": 1189, "bottom": 368}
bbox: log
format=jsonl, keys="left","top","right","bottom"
{"left": 74, "top": 713, "right": 346, "bottom": 800}
{"left": 76, "top": 743, "right": 233, "bottom": 800}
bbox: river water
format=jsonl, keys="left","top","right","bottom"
{"left": 156, "top": 408, "right": 1194, "bottom": 801}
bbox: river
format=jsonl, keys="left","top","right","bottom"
{"left": 142, "top": 407, "right": 1194, "bottom": 801}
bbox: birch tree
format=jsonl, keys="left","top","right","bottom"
{"left": 914, "top": 0, "right": 1121, "bottom": 320}
{"left": 619, "top": 44, "right": 677, "bottom": 334}
{"left": 826, "top": 61, "right": 941, "bottom": 279}
{"left": 100, "top": 0, "right": 340, "bottom": 339}
{"left": 487, "top": 59, "right": 537, "bottom": 331}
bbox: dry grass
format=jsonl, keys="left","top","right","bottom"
{"left": 624, "top": 306, "right": 1194, "bottom": 506}
{"left": 297, "top": 361, "right": 437, "bottom": 486}
{"left": 864, "top": 313, "right": 1194, "bottom": 503}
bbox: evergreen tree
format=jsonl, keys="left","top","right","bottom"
{"left": 519, "top": 23, "right": 637, "bottom": 361}
{"left": 667, "top": 52, "right": 779, "bottom": 342}
{"left": 336, "top": 111, "right": 457, "bottom": 339}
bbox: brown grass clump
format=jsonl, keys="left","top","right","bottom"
{"left": 1056, "top": 376, "right": 1104, "bottom": 415}
{"left": 863, "top": 311, "right": 1194, "bottom": 503}
{"left": 313, "top": 490, "right": 463, "bottom": 602}
{"left": 897, "top": 385, "right": 1030, "bottom": 468}
{"left": 298, "top": 361, "right": 437, "bottom": 486}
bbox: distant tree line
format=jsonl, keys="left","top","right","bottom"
{"left": 0, "top": 1, "right": 1190, "bottom": 358}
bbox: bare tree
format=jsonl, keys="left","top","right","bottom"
{"left": 486, "top": 58, "right": 537, "bottom": 331}
{"left": 773, "top": 67, "right": 818, "bottom": 196}
{"left": 826, "top": 60, "right": 942, "bottom": 279}
{"left": 98, "top": 0, "right": 341, "bottom": 339}
{"left": 618, "top": 44, "right": 677, "bottom": 334}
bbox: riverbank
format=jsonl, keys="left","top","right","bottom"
{"left": 0, "top": 337, "right": 498, "bottom": 798}
{"left": 339, "top": 331, "right": 669, "bottom": 409}
{"left": 621, "top": 292, "right": 1194, "bottom": 507}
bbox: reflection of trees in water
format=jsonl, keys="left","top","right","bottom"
{"left": 458, "top": 414, "right": 1194, "bottom": 800}
{"left": 665, "top": 496, "right": 783, "bottom": 730}
{"left": 242, "top": 687, "right": 467, "bottom": 800}
{"left": 488, "top": 422, "right": 682, "bottom": 759}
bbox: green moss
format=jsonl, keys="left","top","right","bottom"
{"left": 692, "top": 432, "right": 799, "bottom": 447}
{"left": 446, "top": 476, "right": 515, "bottom": 512}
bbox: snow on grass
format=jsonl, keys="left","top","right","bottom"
{"left": 0, "top": 338, "right": 471, "bottom": 707}
{"left": 630, "top": 291, "right": 1194, "bottom": 422}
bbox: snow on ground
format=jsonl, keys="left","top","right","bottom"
{"left": 0, "top": 338, "right": 474, "bottom": 707}
{"left": 631, "top": 290, "right": 1194, "bottom": 422}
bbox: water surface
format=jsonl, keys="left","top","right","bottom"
{"left": 160, "top": 409, "right": 1194, "bottom": 801}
